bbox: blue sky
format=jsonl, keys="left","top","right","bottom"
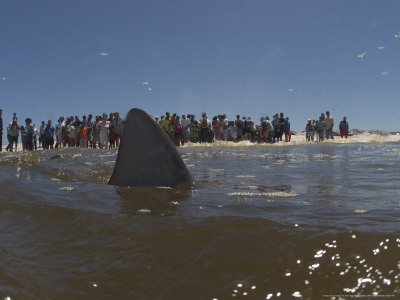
{"left": 1, "top": 0, "right": 399, "bottom": 133}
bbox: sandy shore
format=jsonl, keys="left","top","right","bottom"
{"left": 2, "top": 131, "right": 400, "bottom": 154}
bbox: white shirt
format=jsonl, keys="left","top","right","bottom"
{"left": 97, "top": 120, "right": 110, "bottom": 135}
{"left": 181, "top": 118, "right": 191, "bottom": 132}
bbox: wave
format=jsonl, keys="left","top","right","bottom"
{"left": 182, "top": 132, "right": 400, "bottom": 147}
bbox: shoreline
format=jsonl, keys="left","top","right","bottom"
{"left": 2, "top": 131, "right": 400, "bottom": 153}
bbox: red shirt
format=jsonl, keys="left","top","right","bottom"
{"left": 79, "top": 126, "right": 87, "bottom": 139}
{"left": 109, "top": 130, "right": 116, "bottom": 141}
{"left": 175, "top": 124, "right": 183, "bottom": 134}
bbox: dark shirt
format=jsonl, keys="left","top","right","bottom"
{"left": 235, "top": 119, "right": 243, "bottom": 129}
{"left": 272, "top": 118, "right": 280, "bottom": 130}
{"left": 279, "top": 117, "right": 285, "bottom": 130}
{"left": 339, "top": 121, "right": 349, "bottom": 131}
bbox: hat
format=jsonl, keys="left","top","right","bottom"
{"left": 25, "top": 118, "right": 32, "bottom": 123}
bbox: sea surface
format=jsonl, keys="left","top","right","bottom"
{"left": 0, "top": 135, "right": 399, "bottom": 300}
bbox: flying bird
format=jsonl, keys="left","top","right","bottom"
{"left": 381, "top": 71, "right": 389, "bottom": 76}
{"left": 1, "top": 77, "right": 6, "bottom": 81}
{"left": 377, "top": 46, "right": 386, "bottom": 50}
{"left": 395, "top": 33, "right": 400, "bottom": 38}
{"left": 288, "top": 88, "right": 295, "bottom": 92}
{"left": 99, "top": 52, "right": 109, "bottom": 56}
{"left": 356, "top": 52, "right": 367, "bottom": 59}
{"left": 141, "top": 81, "right": 152, "bottom": 91}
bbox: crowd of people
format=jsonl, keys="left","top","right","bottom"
{"left": 156, "top": 110, "right": 348, "bottom": 146}
{"left": 0, "top": 110, "right": 123, "bottom": 152}
{"left": 0, "top": 108, "right": 349, "bottom": 152}
{"left": 156, "top": 112, "right": 293, "bottom": 146}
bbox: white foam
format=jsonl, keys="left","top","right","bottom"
{"left": 181, "top": 132, "right": 400, "bottom": 147}
{"left": 59, "top": 187, "right": 74, "bottom": 191}
{"left": 228, "top": 191, "right": 298, "bottom": 197}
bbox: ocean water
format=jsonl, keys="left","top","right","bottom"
{"left": 0, "top": 136, "right": 399, "bottom": 299}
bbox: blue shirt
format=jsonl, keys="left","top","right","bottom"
{"left": 44, "top": 124, "right": 55, "bottom": 137}
{"left": 283, "top": 121, "right": 290, "bottom": 131}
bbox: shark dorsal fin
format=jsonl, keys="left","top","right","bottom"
{"left": 108, "top": 108, "right": 193, "bottom": 187}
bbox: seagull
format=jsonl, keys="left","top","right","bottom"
{"left": 381, "top": 71, "right": 389, "bottom": 76}
{"left": 288, "top": 88, "right": 295, "bottom": 92}
{"left": 377, "top": 46, "right": 386, "bottom": 50}
{"left": 99, "top": 52, "right": 109, "bottom": 56}
{"left": 356, "top": 52, "right": 367, "bottom": 59}
{"left": 141, "top": 81, "right": 152, "bottom": 91}
{"left": 395, "top": 33, "right": 400, "bottom": 38}
{"left": 1, "top": 77, "right": 6, "bottom": 81}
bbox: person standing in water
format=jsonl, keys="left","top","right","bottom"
{"left": 39, "top": 121, "right": 46, "bottom": 148}
{"left": 25, "top": 118, "right": 34, "bottom": 151}
{"left": 6, "top": 120, "right": 20, "bottom": 151}
{"left": 339, "top": 116, "right": 349, "bottom": 138}
{"left": 55, "top": 117, "right": 65, "bottom": 148}
{"left": 199, "top": 113, "right": 210, "bottom": 143}
{"left": 67, "top": 118, "right": 76, "bottom": 147}
{"left": 44, "top": 120, "right": 55, "bottom": 149}
{"left": 109, "top": 112, "right": 122, "bottom": 147}
{"left": 181, "top": 114, "right": 191, "bottom": 144}
{"left": 85, "top": 114, "right": 94, "bottom": 148}
{"left": 318, "top": 114, "right": 326, "bottom": 142}
{"left": 79, "top": 122, "right": 88, "bottom": 148}
{"left": 305, "top": 119, "right": 313, "bottom": 142}
{"left": 97, "top": 113, "right": 110, "bottom": 149}
{"left": 283, "top": 116, "right": 291, "bottom": 142}
{"left": 325, "top": 111, "right": 334, "bottom": 140}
